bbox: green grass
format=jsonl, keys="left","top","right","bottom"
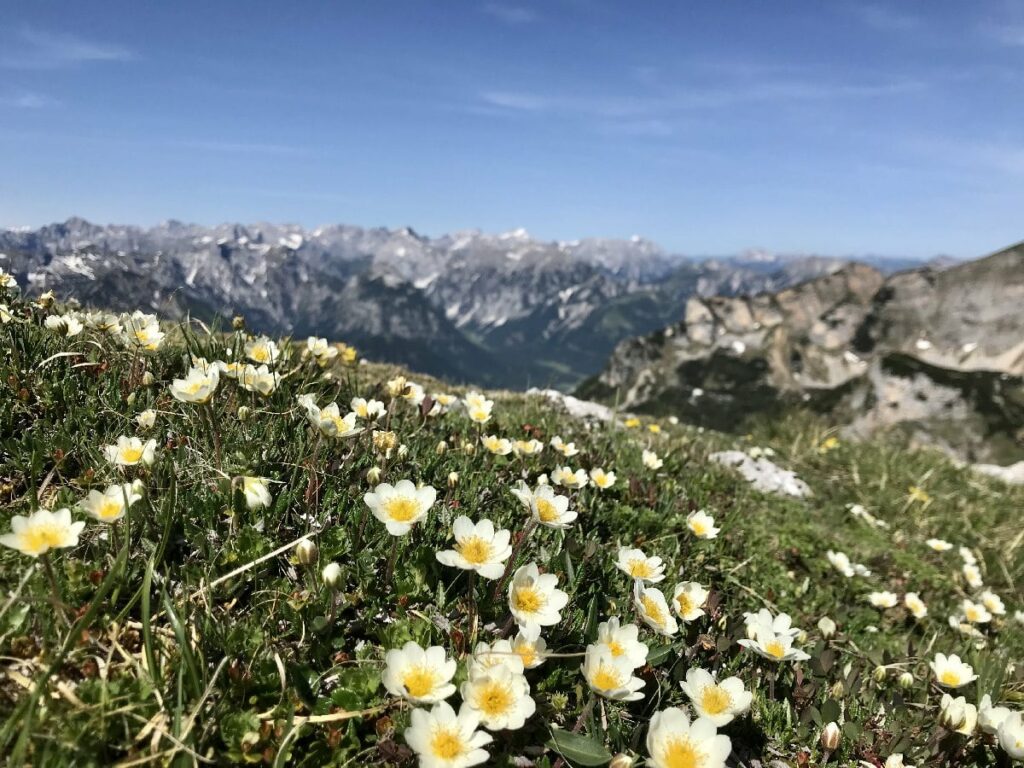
{"left": 0, "top": 293, "right": 1022, "bottom": 767}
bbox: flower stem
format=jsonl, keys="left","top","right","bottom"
{"left": 384, "top": 536, "right": 399, "bottom": 585}
{"left": 40, "top": 554, "right": 69, "bottom": 626}
{"left": 492, "top": 519, "right": 537, "bottom": 601}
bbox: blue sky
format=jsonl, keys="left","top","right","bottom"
{"left": 1, "top": 1, "right": 1023, "bottom": 258}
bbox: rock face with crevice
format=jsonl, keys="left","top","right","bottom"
{"left": 580, "top": 243, "right": 1024, "bottom": 464}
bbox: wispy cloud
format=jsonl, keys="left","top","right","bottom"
{"left": 481, "top": 3, "right": 538, "bottom": 25}
{"left": 849, "top": 4, "right": 921, "bottom": 32}
{"left": 1, "top": 27, "right": 134, "bottom": 70}
{"left": 169, "top": 139, "right": 309, "bottom": 156}
{"left": 480, "top": 90, "right": 548, "bottom": 110}
{"left": 0, "top": 91, "right": 59, "bottom": 108}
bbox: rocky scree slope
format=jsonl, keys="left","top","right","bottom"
{"left": 579, "top": 242, "right": 1024, "bottom": 464}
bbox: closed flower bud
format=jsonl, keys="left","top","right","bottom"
{"left": 820, "top": 722, "right": 841, "bottom": 751}
{"left": 397, "top": 444, "right": 408, "bottom": 459}
{"left": 462, "top": 440, "right": 475, "bottom": 455}
{"left": 237, "top": 405, "right": 251, "bottom": 422}
{"left": 609, "top": 754, "right": 633, "bottom": 768}
{"left": 367, "top": 466, "right": 382, "bottom": 484}
{"left": 447, "top": 471, "right": 459, "bottom": 488}
{"left": 232, "top": 315, "right": 245, "bottom": 330}
{"left": 141, "top": 371, "right": 155, "bottom": 386}
{"left": 797, "top": 629, "right": 808, "bottom": 644}
{"left": 296, "top": 539, "right": 318, "bottom": 566}
{"left": 829, "top": 681, "right": 845, "bottom": 698}
{"left": 436, "top": 440, "right": 448, "bottom": 455}
{"left": 322, "top": 562, "right": 342, "bottom": 591}
{"left": 873, "top": 665, "right": 888, "bottom": 684}
{"left": 898, "top": 672, "right": 914, "bottom": 690}
{"left": 818, "top": 616, "right": 837, "bottom": 639}
{"left": 549, "top": 692, "right": 569, "bottom": 712}
{"left": 126, "top": 392, "right": 137, "bottom": 406}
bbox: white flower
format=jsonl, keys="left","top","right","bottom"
{"left": 350, "top": 397, "right": 386, "bottom": 420}
{"left": 672, "top": 581, "right": 709, "bottom": 622}
{"left": 0, "top": 304, "right": 11, "bottom": 323}
{"left": 44, "top": 313, "right": 84, "bottom": 337}
{"left": 404, "top": 701, "right": 492, "bottom": 768}
{"left": 642, "top": 449, "right": 663, "bottom": 470}
{"left": 633, "top": 582, "right": 678, "bottom": 637}
{"left": 467, "top": 640, "right": 525, "bottom": 677}
{"left": 930, "top": 653, "right": 977, "bottom": 689}
{"left": 0, "top": 508, "right": 86, "bottom": 557}
{"left": 463, "top": 391, "right": 493, "bottom": 424}
{"left": 244, "top": 336, "right": 280, "bottom": 365}
{"left": 135, "top": 409, "right": 157, "bottom": 429}
{"left": 939, "top": 694, "right": 977, "bottom": 735}
{"left": 615, "top": 547, "right": 666, "bottom": 583}
{"left": 305, "top": 401, "right": 361, "bottom": 438}
{"left": 961, "top": 599, "right": 992, "bottom": 624}
{"left": 826, "top": 550, "right": 855, "bottom": 577}
{"left": 512, "top": 439, "right": 544, "bottom": 456}
{"left": 646, "top": 707, "right": 731, "bottom": 768}
{"left": 593, "top": 617, "right": 649, "bottom": 669}
{"left": 904, "top": 592, "right": 927, "bottom": 619}
{"left": 238, "top": 364, "right": 277, "bottom": 396}
{"left": 528, "top": 485, "right": 577, "bottom": 529}
{"left": 867, "top": 591, "right": 898, "bottom": 609}
{"left": 817, "top": 616, "right": 837, "bottom": 638}
{"left": 549, "top": 436, "right": 579, "bottom": 457}
{"left": 551, "top": 466, "right": 588, "bottom": 489}
{"left": 79, "top": 482, "right": 143, "bottom": 523}
{"left": 687, "top": 510, "right": 719, "bottom": 540}
{"left": 680, "top": 667, "right": 752, "bottom": 726}
{"left": 743, "top": 608, "right": 800, "bottom": 640}
{"left": 979, "top": 590, "right": 1006, "bottom": 616}
{"left": 436, "top": 517, "right": 513, "bottom": 580}
{"left": 590, "top": 468, "right": 616, "bottom": 489}
{"left": 959, "top": 546, "right": 978, "bottom": 565}
{"left": 169, "top": 365, "right": 220, "bottom": 404}
{"left": 963, "top": 563, "right": 984, "bottom": 589}
{"left": 979, "top": 694, "right": 1012, "bottom": 735}
{"left": 240, "top": 477, "right": 272, "bottom": 510}
{"left": 508, "top": 562, "right": 569, "bottom": 632}
{"left": 461, "top": 664, "right": 535, "bottom": 730}
{"left": 122, "top": 313, "right": 165, "bottom": 351}
{"left": 926, "top": 538, "right": 953, "bottom": 552}
{"left": 481, "top": 435, "right": 513, "bottom": 456}
{"left": 306, "top": 336, "right": 338, "bottom": 366}
{"left": 0, "top": 267, "right": 19, "bottom": 290}
{"left": 582, "top": 645, "right": 645, "bottom": 701}
{"left": 364, "top": 480, "right": 436, "bottom": 536}
{"left": 103, "top": 436, "right": 157, "bottom": 466}
{"left": 885, "top": 754, "right": 912, "bottom": 768}
{"left": 511, "top": 626, "right": 547, "bottom": 669}
{"left": 737, "top": 631, "right": 810, "bottom": 663}
{"left": 383, "top": 641, "right": 457, "bottom": 704}
{"left": 997, "top": 711, "right": 1024, "bottom": 760}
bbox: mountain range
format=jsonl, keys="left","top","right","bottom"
{"left": 0, "top": 217, "right": 937, "bottom": 389}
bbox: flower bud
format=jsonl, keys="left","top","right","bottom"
{"left": 322, "top": 562, "right": 342, "bottom": 591}
{"left": 126, "top": 392, "right": 137, "bottom": 406}
{"left": 829, "top": 681, "right": 845, "bottom": 699}
{"left": 296, "top": 539, "right": 319, "bottom": 567}
{"left": 939, "top": 694, "right": 972, "bottom": 732}
{"left": 141, "top": 371, "right": 155, "bottom": 386}
{"left": 817, "top": 616, "right": 837, "bottom": 639}
{"left": 898, "top": 671, "right": 914, "bottom": 690}
{"left": 462, "top": 440, "right": 476, "bottom": 455}
{"left": 820, "top": 722, "right": 841, "bottom": 751}
{"left": 436, "top": 440, "right": 448, "bottom": 455}
{"left": 232, "top": 315, "right": 245, "bottom": 330}
{"left": 367, "top": 466, "right": 382, "bottom": 484}
{"left": 397, "top": 444, "right": 408, "bottom": 459}
{"left": 237, "top": 405, "right": 251, "bottom": 422}
{"left": 873, "top": 665, "right": 888, "bottom": 684}
{"left": 609, "top": 754, "right": 633, "bottom": 768}
{"left": 448, "top": 471, "right": 459, "bottom": 489}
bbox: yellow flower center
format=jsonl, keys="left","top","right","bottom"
{"left": 607, "top": 639, "right": 625, "bottom": 658}
{"left": 515, "top": 645, "right": 537, "bottom": 667}
{"left": 628, "top": 558, "right": 654, "bottom": 579}
{"left": 676, "top": 592, "right": 695, "bottom": 616}
{"left": 355, "top": 404, "right": 368, "bottom": 417}
{"left": 184, "top": 380, "right": 204, "bottom": 395}
{"left": 251, "top": 346, "right": 270, "bottom": 362}
{"left": 941, "top": 670, "right": 962, "bottom": 687}
{"left": 765, "top": 640, "right": 787, "bottom": 659}
{"left": 475, "top": 680, "right": 513, "bottom": 717}
{"left": 535, "top": 499, "right": 559, "bottom": 523}
{"left": 121, "top": 446, "right": 144, "bottom": 463}
{"left": 591, "top": 663, "right": 623, "bottom": 691}
{"left": 469, "top": 408, "right": 490, "bottom": 422}
{"left": 20, "top": 523, "right": 67, "bottom": 554}
{"left": 641, "top": 594, "right": 666, "bottom": 627}
{"left": 383, "top": 497, "right": 419, "bottom": 522}
{"left": 429, "top": 728, "right": 464, "bottom": 760}
{"left": 513, "top": 585, "right": 546, "bottom": 614}
{"left": 966, "top": 607, "right": 981, "bottom": 622}
{"left": 700, "top": 685, "right": 732, "bottom": 715}
{"left": 401, "top": 666, "right": 437, "bottom": 698}
{"left": 98, "top": 498, "right": 123, "bottom": 520}
{"left": 662, "top": 737, "right": 704, "bottom": 768}
{"left": 134, "top": 329, "right": 150, "bottom": 343}
{"left": 690, "top": 519, "right": 708, "bottom": 536}
{"left": 457, "top": 536, "right": 493, "bottom": 565}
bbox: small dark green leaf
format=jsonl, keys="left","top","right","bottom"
{"left": 546, "top": 730, "right": 612, "bottom": 767}
{"left": 646, "top": 644, "right": 674, "bottom": 666}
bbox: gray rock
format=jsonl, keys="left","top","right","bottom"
{"left": 709, "top": 451, "right": 812, "bottom": 498}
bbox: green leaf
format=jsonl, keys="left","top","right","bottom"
{"left": 646, "top": 644, "right": 674, "bottom": 666}
{"left": 546, "top": 729, "right": 613, "bottom": 767}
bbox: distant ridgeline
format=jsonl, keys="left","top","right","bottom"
{"left": 579, "top": 242, "right": 1024, "bottom": 465}
{"left": 0, "top": 218, "right": 925, "bottom": 391}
